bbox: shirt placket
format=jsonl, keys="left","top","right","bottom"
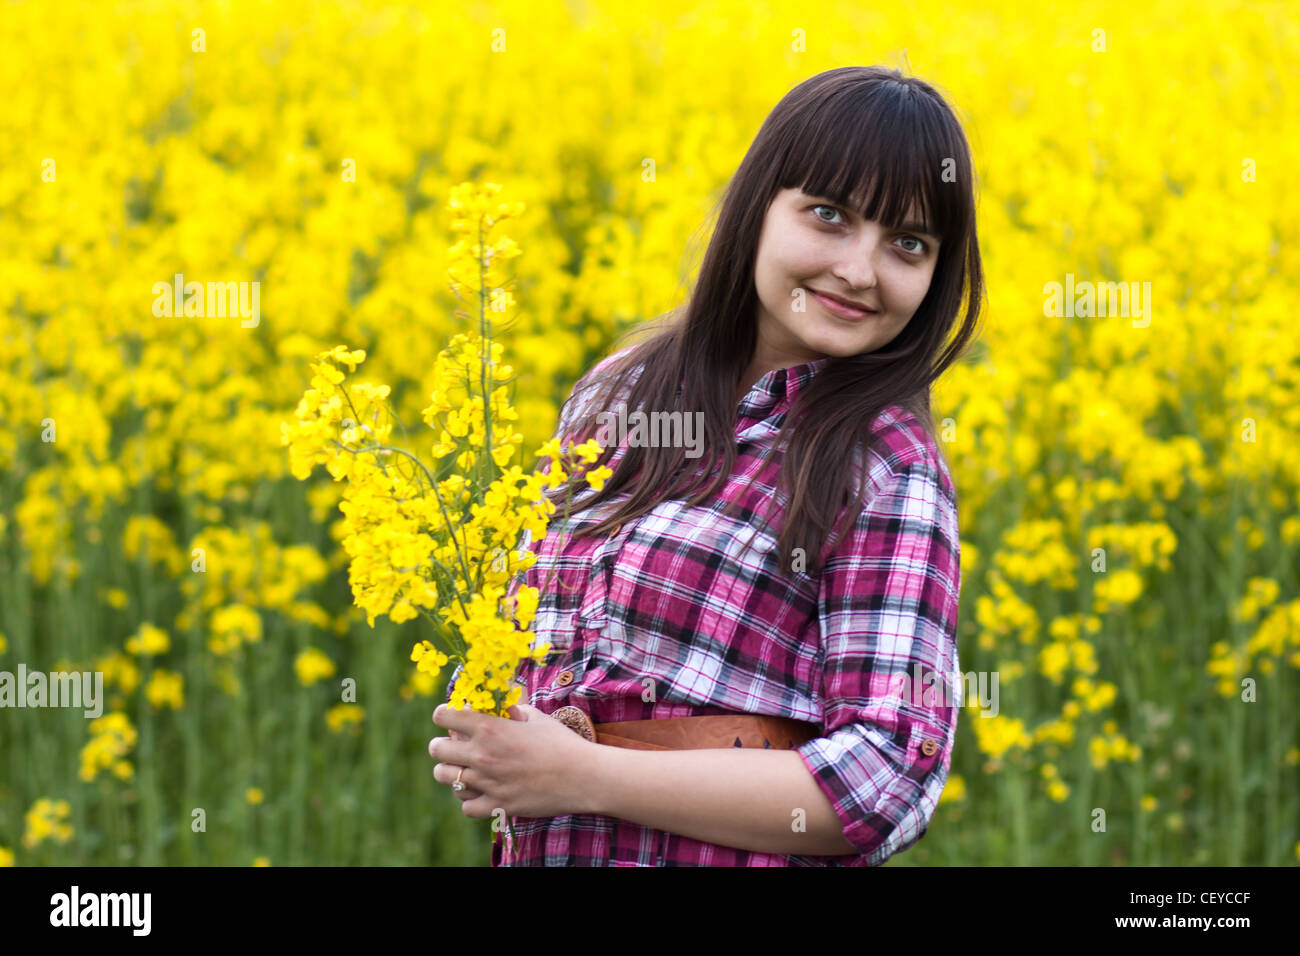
{"left": 573, "top": 516, "right": 629, "bottom": 630}
{"left": 529, "top": 511, "right": 632, "bottom": 704}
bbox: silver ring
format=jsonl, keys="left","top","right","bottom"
{"left": 452, "top": 767, "right": 466, "bottom": 792}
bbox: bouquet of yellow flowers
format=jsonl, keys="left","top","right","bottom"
{"left": 279, "top": 182, "right": 609, "bottom": 718}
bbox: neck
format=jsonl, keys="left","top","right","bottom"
{"left": 734, "top": 354, "right": 772, "bottom": 406}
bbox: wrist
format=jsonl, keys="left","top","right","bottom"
{"left": 571, "top": 738, "right": 620, "bottom": 816}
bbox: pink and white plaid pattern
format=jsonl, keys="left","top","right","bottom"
{"left": 448, "top": 348, "right": 962, "bottom": 866}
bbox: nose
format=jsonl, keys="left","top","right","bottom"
{"left": 831, "top": 228, "right": 885, "bottom": 290}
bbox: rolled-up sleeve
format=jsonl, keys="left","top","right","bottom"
{"left": 794, "top": 456, "right": 962, "bottom": 866}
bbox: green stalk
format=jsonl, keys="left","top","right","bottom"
{"left": 1004, "top": 764, "right": 1029, "bottom": 865}
{"left": 181, "top": 482, "right": 205, "bottom": 865}
{"left": 1225, "top": 468, "right": 1245, "bottom": 866}
{"left": 135, "top": 453, "right": 159, "bottom": 866}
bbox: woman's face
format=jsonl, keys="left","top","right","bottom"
{"left": 751, "top": 186, "right": 941, "bottom": 369}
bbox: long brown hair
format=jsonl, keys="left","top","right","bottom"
{"left": 544, "top": 65, "right": 984, "bottom": 576}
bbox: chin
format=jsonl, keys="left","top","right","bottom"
{"left": 806, "top": 338, "right": 870, "bottom": 359}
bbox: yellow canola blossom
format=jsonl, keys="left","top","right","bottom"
{"left": 326, "top": 704, "right": 365, "bottom": 734}
{"left": 145, "top": 669, "right": 185, "bottom": 710}
{"left": 79, "top": 712, "right": 138, "bottom": 783}
{"left": 124, "top": 623, "right": 170, "bottom": 656}
{"left": 294, "top": 648, "right": 338, "bottom": 686}
{"left": 22, "top": 798, "right": 74, "bottom": 849}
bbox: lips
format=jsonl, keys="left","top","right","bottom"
{"left": 807, "top": 288, "right": 878, "bottom": 318}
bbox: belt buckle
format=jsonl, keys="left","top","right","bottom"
{"left": 552, "top": 705, "right": 596, "bottom": 742}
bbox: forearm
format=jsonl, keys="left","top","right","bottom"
{"left": 575, "top": 742, "right": 859, "bottom": 857}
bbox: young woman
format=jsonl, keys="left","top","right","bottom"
{"left": 429, "top": 64, "right": 984, "bottom": 866}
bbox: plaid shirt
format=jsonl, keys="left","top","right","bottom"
{"left": 447, "top": 349, "right": 962, "bottom": 866}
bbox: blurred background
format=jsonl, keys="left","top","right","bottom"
{"left": 0, "top": 0, "right": 1296, "bottom": 866}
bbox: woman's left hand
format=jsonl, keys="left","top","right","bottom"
{"left": 429, "top": 702, "right": 600, "bottom": 819}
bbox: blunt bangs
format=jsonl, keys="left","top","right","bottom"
{"left": 775, "top": 78, "right": 968, "bottom": 247}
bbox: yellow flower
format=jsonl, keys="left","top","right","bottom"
{"left": 1086, "top": 682, "right": 1118, "bottom": 712}
{"left": 401, "top": 667, "right": 440, "bottom": 700}
{"left": 1034, "top": 717, "right": 1075, "bottom": 747}
{"left": 294, "top": 647, "right": 337, "bottom": 686}
{"left": 208, "top": 605, "right": 263, "bottom": 657}
{"left": 938, "top": 774, "right": 966, "bottom": 805}
{"left": 572, "top": 439, "right": 603, "bottom": 464}
{"left": 971, "top": 714, "right": 1032, "bottom": 759}
{"left": 410, "top": 640, "right": 450, "bottom": 676}
{"left": 584, "top": 465, "right": 613, "bottom": 491}
{"left": 79, "top": 712, "right": 138, "bottom": 782}
{"left": 22, "top": 798, "right": 74, "bottom": 849}
{"left": 246, "top": 788, "right": 264, "bottom": 805}
{"left": 144, "top": 669, "right": 185, "bottom": 710}
{"left": 326, "top": 704, "right": 365, "bottom": 734}
{"left": 252, "top": 857, "right": 271, "bottom": 867}
{"left": 1093, "top": 569, "right": 1144, "bottom": 612}
{"left": 94, "top": 652, "right": 141, "bottom": 695}
{"left": 123, "top": 516, "right": 185, "bottom": 575}
{"left": 0, "top": 846, "right": 13, "bottom": 866}
{"left": 512, "top": 585, "right": 539, "bottom": 630}
{"left": 124, "top": 623, "right": 170, "bottom": 656}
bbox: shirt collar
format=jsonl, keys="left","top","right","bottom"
{"left": 738, "top": 356, "right": 832, "bottom": 418}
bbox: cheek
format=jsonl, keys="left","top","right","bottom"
{"left": 757, "top": 250, "right": 798, "bottom": 302}
{"left": 767, "top": 229, "right": 825, "bottom": 274}
{"left": 884, "top": 266, "right": 934, "bottom": 313}
{"left": 883, "top": 312, "right": 912, "bottom": 340}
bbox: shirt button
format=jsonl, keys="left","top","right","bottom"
{"left": 607, "top": 522, "right": 622, "bottom": 539}
{"left": 920, "top": 738, "right": 939, "bottom": 756}
{"left": 555, "top": 670, "right": 575, "bottom": 687}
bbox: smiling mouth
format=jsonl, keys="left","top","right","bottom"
{"left": 807, "top": 288, "right": 879, "bottom": 318}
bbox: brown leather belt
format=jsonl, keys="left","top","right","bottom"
{"left": 551, "top": 705, "right": 818, "bottom": 751}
